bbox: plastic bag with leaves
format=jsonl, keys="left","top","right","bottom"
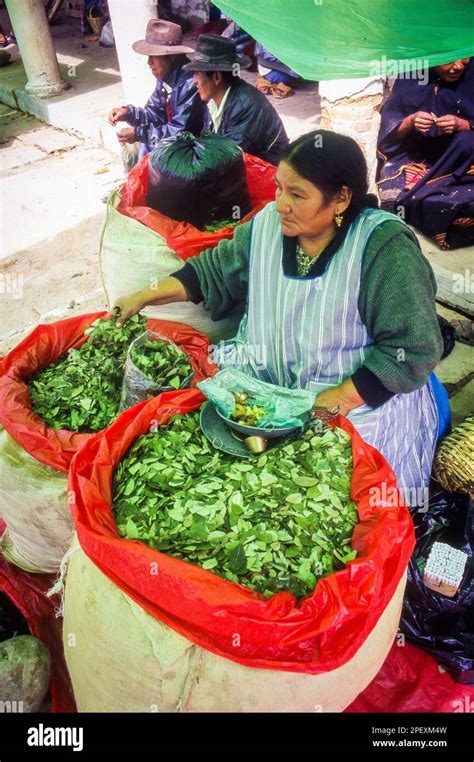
{"left": 120, "top": 331, "right": 193, "bottom": 411}
{"left": 197, "top": 369, "right": 314, "bottom": 429}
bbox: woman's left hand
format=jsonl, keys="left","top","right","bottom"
{"left": 436, "top": 115, "right": 470, "bottom": 134}
{"left": 313, "top": 379, "right": 365, "bottom": 417}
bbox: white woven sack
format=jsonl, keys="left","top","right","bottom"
{"left": 0, "top": 427, "right": 70, "bottom": 574}
{"left": 99, "top": 193, "right": 241, "bottom": 344}
{"left": 64, "top": 541, "right": 407, "bottom": 713}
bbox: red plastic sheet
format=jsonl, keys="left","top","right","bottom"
{"left": 0, "top": 314, "right": 217, "bottom": 475}
{"left": 0, "top": 521, "right": 76, "bottom": 713}
{"left": 117, "top": 152, "right": 277, "bottom": 260}
{"left": 347, "top": 641, "right": 474, "bottom": 713}
{"left": 69, "top": 390, "right": 415, "bottom": 674}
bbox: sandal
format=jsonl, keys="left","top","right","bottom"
{"left": 255, "top": 75, "right": 273, "bottom": 95}
{"left": 272, "top": 82, "right": 294, "bottom": 99}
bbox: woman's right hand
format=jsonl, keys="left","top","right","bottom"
{"left": 114, "top": 292, "right": 146, "bottom": 326}
{"left": 113, "top": 277, "right": 191, "bottom": 327}
{"left": 412, "top": 111, "right": 435, "bottom": 133}
{"left": 108, "top": 106, "right": 128, "bottom": 126}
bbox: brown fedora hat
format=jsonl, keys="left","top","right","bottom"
{"left": 132, "top": 19, "right": 194, "bottom": 56}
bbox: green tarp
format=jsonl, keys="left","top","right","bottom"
{"left": 214, "top": 0, "right": 474, "bottom": 80}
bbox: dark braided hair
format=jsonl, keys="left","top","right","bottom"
{"left": 281, "top": 130, "right": 378, "bottom": 225}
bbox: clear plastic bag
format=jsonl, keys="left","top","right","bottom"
{"left": 120, "top": 331, "right": 193, "bottom": 411}
{"left": 99, "top": 20, "right": 115, "bottom": 48}
{"left": 197, "top": 369, "right": 314, "bottom": 429}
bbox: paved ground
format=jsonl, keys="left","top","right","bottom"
{"left": 0, "top": 110, "right": 116, "bottom": 351}
{"left": 0, "top": 108, "right": 124, "bottom": 261}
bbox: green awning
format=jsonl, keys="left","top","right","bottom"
{"left": 214, "top": 0, "right": 474, "bottom": 80}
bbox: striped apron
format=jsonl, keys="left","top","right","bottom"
{"left": 216, "top": 202, "right": 438, "bottom": 499}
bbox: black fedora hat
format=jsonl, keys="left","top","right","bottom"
{"left": 182, "top": 34, "right": 252, "bottom": 72}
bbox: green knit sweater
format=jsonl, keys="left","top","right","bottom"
{"left": 172, "top": 215, "right": 443, "bottom": 405}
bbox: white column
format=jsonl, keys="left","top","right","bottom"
{"left": 5, "top": 0, "right": 69, "bottom": 97}
{"left": 107, "top": 0, "right": 159, "bottom": 106}
{"left": 318, "top": 77, "right": 386, "bottom": 192}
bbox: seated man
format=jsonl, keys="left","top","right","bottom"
{"left": 182, "top": 35, "right": 289, "bottom": 166}
{"left": 108, "top": 20, "right": 205, "bottom": 156}
{"left": 377, "top": 57, "right": 474, "bottom": 250}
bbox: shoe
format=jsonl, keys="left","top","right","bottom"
{"left": 272, "top": 83, "right": 294, "bottom": 99}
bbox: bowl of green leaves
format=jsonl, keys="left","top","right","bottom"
{"left": 216, "top": 391, "right": 305, "bottom": 439}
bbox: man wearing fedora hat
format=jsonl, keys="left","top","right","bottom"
{"left": 108, "top": 19, "right": 205, "bottom": 155}
{"left": 182, "top": 35, "right": 288, "bottom": 166}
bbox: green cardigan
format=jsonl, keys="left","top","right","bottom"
{"left": 172, "top": 216, "right": 443, "bottom": 407}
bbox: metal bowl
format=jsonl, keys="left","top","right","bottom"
{"left": 216, "top": 408, "right": 306, "bottom": 440}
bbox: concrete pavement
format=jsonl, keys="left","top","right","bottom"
{"left": 0, "top": 109, "right": 122, "bottom": 353}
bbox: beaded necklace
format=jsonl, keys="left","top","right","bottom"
{"left": 295, "top": 243, "right": 318, "bottom": 277}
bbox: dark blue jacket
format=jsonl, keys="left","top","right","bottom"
{"left": 125, "top": 62, "right": 205, "bottom": 148}
{"left": 202, "top": 78, "right": 289, "bottom": 166}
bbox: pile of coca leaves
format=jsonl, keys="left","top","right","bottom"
{"left": 113, "top": 412, "right": 358, "bottom": 598}
{"left": 29, "top": 313, "right": 147, "bottom": 432}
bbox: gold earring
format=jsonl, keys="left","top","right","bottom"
{"left": 335, "top": 211, "right": 344, "bottom": 227}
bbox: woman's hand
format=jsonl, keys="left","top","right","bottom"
{"left": 114, "top": 291, "right": 147, "bottom": 326}
{"left": 436, "top": 114, "right": 470, "bottom": 134}
{"left": 394, "top": 111, "right": 433, "bottom": 139}
{"left": 108, "top": 106, "right": 129, "bottom": 126}
{"left": 313, "top": 379, "right": 365, "bottom": 417}
{"left": 412, "top": 111, "right": 435, "bottom": 133}
{"left": 114, "top": 277, "right": 191, "bottom": 327}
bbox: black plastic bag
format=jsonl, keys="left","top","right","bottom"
{"left": 147, "top": 132, "right": 252, "bottom": 230}
{"left": 400, "top": 486, "right": 474, "bottom": 684}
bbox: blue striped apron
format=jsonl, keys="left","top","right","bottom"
{"left": 216, "top": 202, "right": 438, "bottom": 499}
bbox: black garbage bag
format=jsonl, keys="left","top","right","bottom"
{"left": 0, "top": 592, "right": 30, "bottom": 642}
{"left": 147, "top": 132, "right": 252, "bottom": 230}
{"left": 400, "top": 486, "right": 474, "bottom": 684}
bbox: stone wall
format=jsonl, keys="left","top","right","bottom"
{"left": 318, "top": 77, "right": 386, "bottom": 192}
